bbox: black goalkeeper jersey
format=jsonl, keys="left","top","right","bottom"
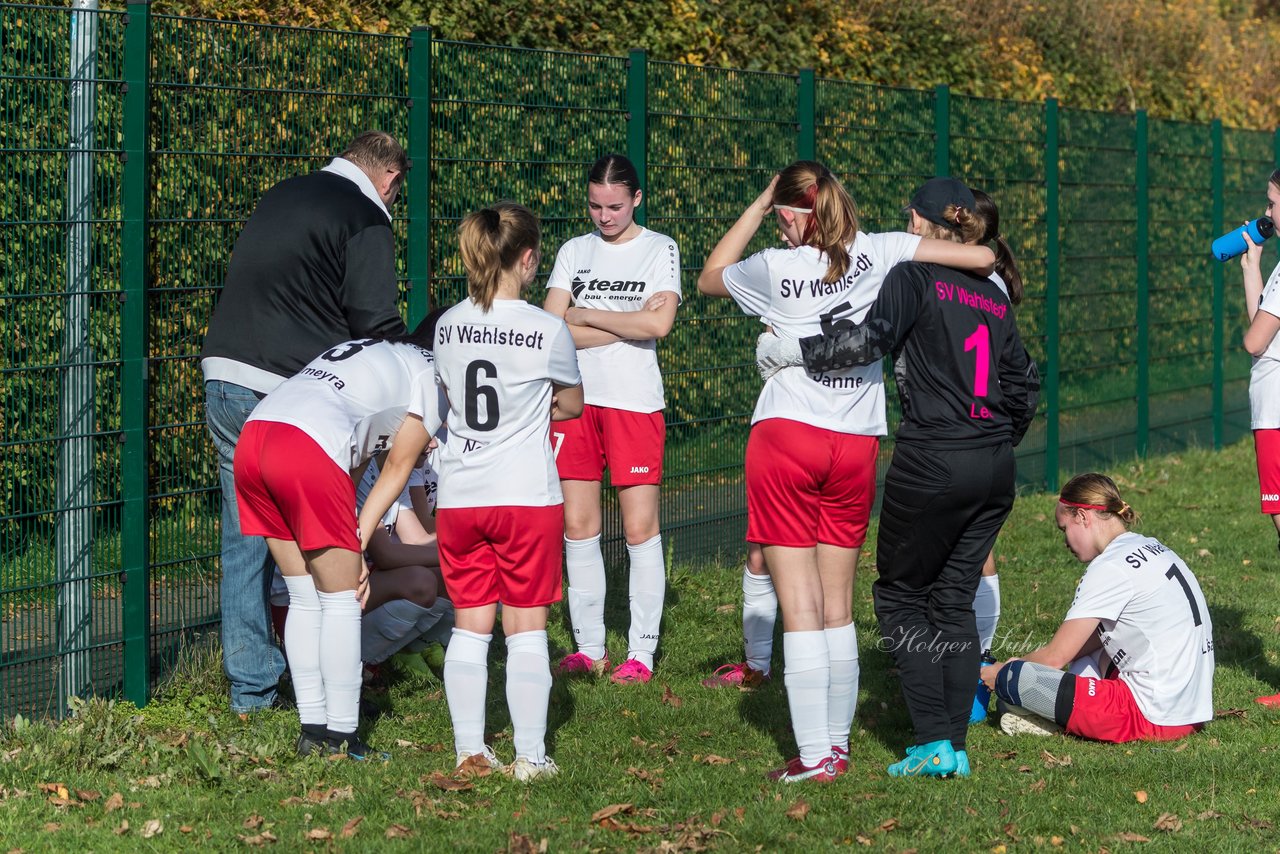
{"left": 800, "top": 261, "right": 1039, "bottom": 448}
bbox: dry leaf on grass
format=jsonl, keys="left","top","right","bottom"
{"left": 1029, "top": 779, "right": 1046, "bottom": 793}
{"left": 427, "top": 771, "right": 474, "bottom": 792}
{"left": 1115, "top": 831, "right": 1151, "bottom": 842}
{"left": 385, "top": 824, "right": 414, "bottom": 839}
{"left": 1041, "top": 750, "right": 1072, "bottom": 767}
{"left": 880, "top": 818, "right": 899, "bottom": 832}
{"left": 75, "top": 790, "right": 100, "bottom": 802}
{"left": 42, "top": 823, "right": 60, "bottom": 833}
{"left": 141, "top": 820, "right": 162, "bottom": 839}
{"left": 1050, "top": 836, "right": 1064, "bottom": 846}
{"left": 661, "top": 685, "right": 682, "bottom": 708}
{"left": 715, "top": 604, "right": 736, "bottom": 614}
{"left": 855, "top": 834, "right": 873, "bottom": 846}
{"left": 592, "top": 804, "right": 634, "bottom": 822}
{"left": 456, "top": 753, "right": 497, "bottom": 778}
{"left": 306, "top": 828, "right": 332, "bottom": 841}
{"left": 507, "top": 832, "right": 548, "bottom": 853}
{"left": 700, "top": 754, "right": 733, "bottom": 765}
{"left": 1195, "top": 810, "right": 1224, "bottom": 820}
{"left": 1215, "top": 708, "right": 1247, "bottom": 719}
{"left": 104, "top": 792, "right": 124, "bottom": 812}
{"left": 1134, "top": 791, "right": 1148, "bottom": 804}
{"left": 239, "top": 831, "right": 278, "bottom": 846}
{"left": 244, "top": 815, "right": 264, "bottom": 829}
{"left": 1153, "top": 813, "right": 1182, "bottom": 832}
{"left": 341, "top": 816, "right": 364, "bottom": 838}
{"left": 306, "top": 786, "right": 354, "bottom": 804}
{"left": 786, "top": 799, "right": 810, "bottom": 821}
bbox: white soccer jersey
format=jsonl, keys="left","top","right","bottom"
{"left": 546, "top": 228, "right": 681, "bottom": 412}
{"left": 1064, "top": 532, "right": 1215, "bottom": 726}
{"left": 1250, "top": 262, "right": 1280, "bottom": 429}
{"left": 433, "top": 298, "right": 581, "bottom": 508}
{"left": 722, "top": 231, "right": 921, "bottom": 435}
{"left": 248, "top": 339, "right": 446, "bottom": 472}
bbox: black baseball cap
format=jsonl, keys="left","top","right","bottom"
{"left": 905, "top": 177, "right": 975, "bottom": 230}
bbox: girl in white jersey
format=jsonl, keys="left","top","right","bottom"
{"left": 431, "top": 202, "right": 583, "bottom": 781}
{"left": 544, "top": 154, "right": 681, "bottom": 685}
{"left": 981, "top": 473, "right": 1214, "bottom": 742}
{"left": 235, "top": 321, "right": 446, "bottom": 761}
{"left": 1238, "top": 169, "right": 1280, "bottom": 707}
{"left": 696, "top": 161, "right": 996, "bottom": 782}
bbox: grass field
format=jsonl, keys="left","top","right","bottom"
{"left": 2, "top": 440, "right": 1280, "bottom": 851}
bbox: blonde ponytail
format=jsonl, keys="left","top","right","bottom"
{"left": 457, "top": 201, "right": 540, "bottom": 312}
{"left": 774, "top": 160, "right": 860, "bottom": 284}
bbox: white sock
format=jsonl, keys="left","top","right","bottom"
{"left": 505, "top": 630, "right": 551, "bottom": 763}
{"left": 626, "top": 535, "right": 666, "bottom": 669}
{"left": 360, "top": 598, "right": 431, "bottom": 665}
{"left": 783, "top": 630, "right": 831, "bottom": 767}
{"left": 283, "top": 575, "right": 325, "bottom": 727}
{"left": 742, "top": 567, "right": 777, "bottom": 674}
{"left": 565, "top": 535, "right": 607, "bottom": 660}
{"left": 444, "top": 628, "right": 492, "bottom": 758}
{"left": 825, "top": 622, "right": 859, "bottom": 752}
{"left": 974, "top": 574, "right": 1001, "bottom": 654}
{"left": 316, "top": 590, "right": 363, "bottom": 734}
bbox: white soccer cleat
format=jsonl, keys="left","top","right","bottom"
{"left": 508, "top": 756, "right": 560, "bottom": 782}
{"left": 999, "top": 706, "right": 1064, "bottom": 737}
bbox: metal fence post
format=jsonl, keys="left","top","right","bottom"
{"left": 406, "top": 26, "right": 431, "bottom": 326}
{"left": 56, "top": 0, "right": 99, "bottom": 717}
{"left": 1043, "top": 98, "right": 1060, "bottom": 492}
{"left": 934, "top": 84, "right": 950, "bottom": 177}
{"left": 1135, "top": 111, "right": 1149, "bottom": 456}
{"left": 627, "top": 48, "right": 647, "bottom": 227}
{"left": 797, "top": 68, "right": 815, "bottom": 162}
{"left": 121, "top": 0, "right": 152, "bottom": 706}
{"left": 1211, "top": 119, "right": 1224, "bottom": 448}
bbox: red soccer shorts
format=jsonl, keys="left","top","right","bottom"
{"left": 553, "top": 404, "right": 664, "bottom": 486}
{"left": 1066, "top": 670, "right": 1203, "bottom": 743}
{"left": 436, "top": 504, "right": 564, "bottom": 608}
{"left": 1254, "top": 429, "right": 1280, "bottom": 514}
{"left": 744, "top": 418, "right": 879, "bottom": 549}
{"left": 234, "top": 420, "right": 360, "bottom": 552}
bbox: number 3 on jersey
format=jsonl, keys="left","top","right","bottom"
{"left": 465, "top": 359, "right": 500, "bottom": 431}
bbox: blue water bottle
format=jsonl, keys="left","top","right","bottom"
{"left": 1212, "top": 216, "right": 1275, "bottom": 261}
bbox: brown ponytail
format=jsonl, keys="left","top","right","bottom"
{"left": 456, "top": 201, "right": 540, "bottom": 313}
{"left": 971, "top": 189, "right": 1024, "bottom": 305}
{"left": 1059, "top": 472, "right": 1138, "bottom": 526}
{"left": 774, "top": 160, "right": 860, "bottom": 284}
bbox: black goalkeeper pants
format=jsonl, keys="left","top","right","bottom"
{"left": 872, "top": 441, "right": 1016, "bottom": 751}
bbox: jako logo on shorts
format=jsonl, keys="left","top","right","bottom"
{"left": 630, "top": 466, "right": 649, "bottom": 474}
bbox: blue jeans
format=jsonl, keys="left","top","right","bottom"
{"left": 205, "top": 380, "right": 286, "bottom": 713}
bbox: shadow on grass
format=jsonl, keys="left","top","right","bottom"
{"left": 1209, "top": 604, "right": 1280, "bottom": 694}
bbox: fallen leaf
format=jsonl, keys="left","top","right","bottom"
{"left": 880, "top": 818, "right": 899, "bottom": 832}
{"left": 114, "top": 820, "right": 129, "bottom": 836}
{"left": 1195, "top": 810, "right": 1224, "bottom": 820}
{"left": 786, "top": 799, "right": 810, "bottom": 821}
{"left": 856, "top": 833, "right": 874, "bottom": 845}
{"left": 1153, "top": 813, "right": 1182, "bottom": 833}
{"left": 385, "top": 824, "right": 413, "bottom": 838}
{"left": 1003, "top": 822, "right": 1020, "bottom": 842}
{"left": 994, "top": 750, "right": 1017, "bottom": 760}
{"left": 179, "top": 826, "right": 193, "bottom": 833}
{"left": 427, "top": 771, "right": 474, "bottom": 792}
{"left": 456, "top": 753, "right": 496, "bottom": 779}
{"left": 715, "top": 603, "right": 736, "bottom": 614}
{"left": 1029, "top": 778, "right": 1046, "bottom": 792}
{"left": 341, "top": 816, "right": 364, "bottom": 838}
{"left": 1243, "top": 814, "right": 1274, "bottom": 830}
{"left": 244, "top": 815, "right": 264, "bottom": 829}
{"left": 1115, "top": 831, "right": 1151, "bottom": 842}
{"left": 964, "top": 807, "right": 978, "bottom": 816}
{"left": 306, "top": 828, "right": 332, "bottom": 840}
{"left": 1017, "top": 765, "right": 1033, "bottom": 773}
{"left": 395, "top": 739, "right": 416, "bottom": 749}
{"left": 507, "top": 832, "right": 547, "bottom": 854}
{"left": 306, "top": 786, "right": 354, "bottom": 804}
{"left": 991, "top": 846, "right": 1007, "bottom": 854}
{"left": 1050, "top": 836, "right": 1064, "bottom": 846}
{"left": 238, "top": 831, "right": 278, "bottom": 846}
{"left": 592, "top": 804, "right": 634, "bottom": 822}
{"left": 1214, "top": 708, "right": 1246, "bottom": 719}
{"left": 701, "top": 754, "right": 733, "bottom": 765}
{"left": 75, "top": 790, "right": 100, "bottom": 802}
{"left": 104, "top": 793, "right": 124, "bottom": 813}
{"left": 661, "top": 685, "right": 682, "bottom": 708}
{"left": 1135, "top": 791, "right": 1148, "bottom": 804}
{"left": 141, "top": 820, "right": 162, "bottom": 839}
{"left": 1041, "top": 750, "right": 1072, "bottom": 767}
{"left": 42, "top": 823, "right": 60, "bottom": 833}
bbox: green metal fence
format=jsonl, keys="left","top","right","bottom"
{"left": 2, "top": 2, "right": 1277, "bottom": 719}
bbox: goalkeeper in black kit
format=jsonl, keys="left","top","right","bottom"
{"left": 799, "top": 177, "right": 1039, "bottom": 781}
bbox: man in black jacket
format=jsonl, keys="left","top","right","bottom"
{"left": 201, "top": 131, "right": 408, "bottom": 715}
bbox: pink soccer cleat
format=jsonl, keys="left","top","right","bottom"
{"left": 556, "top": 651, "right": 609, "bottom": 677}
{"left": 702, "top": 662, "right": 769, "bottom": 688}
{"left": 609, "top": 658, "right": 653, "bottom": 684}
{"left": 768, "top": 755, "right": 841, "bottom": 783}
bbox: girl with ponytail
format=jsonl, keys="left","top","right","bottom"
{"left": 979, "top": 473, "right": 1214, "bottom": 744}
{"left": 431, "top": 202, "right": 583, "bottom": 780}
{"left": 695, "top": 162, "right": 997, "bottom": 782}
